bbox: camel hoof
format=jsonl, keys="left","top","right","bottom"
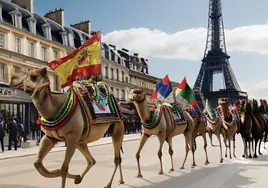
{"left": 158, "top": 171, "right": 164, "bottom": 175}
{"left": 254, "top": 155, "right": 258, "bottom": 158}
{"left": 220, "top": 158, "right": 223, "bottom": 163}
{"left": 169, "top": 168, "right": 174, "bottom": 173}
{"left": 249, "top": 155, "right": 252, "bottom": 158}
{"left": 137, "top": 174, "right": 143, "bottom": 178}
{"left": 230, "top": 157, "right": 232, "bottom": 159}
{"left": 233, "top": 155, "right": 236, "bottom": 158}
{"left": 242, "top": 155, "right": 245, "bottom": 158}
{"left": 205, "top": 161, "right": 210, "bottom": 165}
{"left": 119, "top": 180, "right": 124, "bottom": 184}
{"left": 225, "top": 155, "right": 227, "bottom": 158}
{"left": 74, "top": 175, "right": 83, "bottom": 184}
{"left": 191, "top": 164, "right": 196, "bottom": 168}
{"left": 259, "top": 152, "right": 263, "bottom": 155}
{"left": 180, "top": 166, "right": 185, "bottom": 170}
{"left": 104, "top": 184, "right": 111, "bottom": 188}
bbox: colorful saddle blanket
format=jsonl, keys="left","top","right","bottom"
{"left": 73, "top": 80, "right": 121, "bottom": 125}
{"left": 163, "top": 103, "right": 187, "bottom": 125}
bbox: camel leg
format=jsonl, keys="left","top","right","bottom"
{"left": 253, "top": 138, "right": 258, "bottom": 158}
{"left": 180, "top": 134, "right": 190, "bottom": 170}
{"left": 166, "top": 138, "right": 174, "bottom": 173}
{"left": 61, "top": 133, "right": 81, "bottom": 188}
{"left": 223, "top": 135, "right": 228, "bottom": 158}
{"left": 242, "top": 137, "right": 247, "bottom": 158}
{"left": 136, "top": 133, "right": 150, "bottom": 178}
{"left": 190, "top": 136, "right": 196, "bottom": 168}
{"left": 202, "top": 134, "right": 209, "bottom": 165}
{"left": 233, "top": 134, "right": 236, "bottom": 158}
{"left": 73, "top": 143, "right": 96, "bottom": 184}
{"left": 209, "top": 132, "right": 215, "bottom": 146}
{"left": 216, "top": 134, "right": 223, "bottom": 163}
{"left": 248, "top": 138, "right": 252, "bottom": 158}
{"left": 228, "top": 135, "right": 232, "bottom": 159}
{"left": 34, "top": 135, "right": 61, "bottom": 178}
{"left": 258, "top": 136, "right": 263, "bottom": 155}
{"left": 105, "top": 121, "right": 124, "bottom": 188}
{"left": 157, "top": 132, "right": 165, "bottom": 175}
{"left": 264, "top": 132, "right": 268, "bottom": 149}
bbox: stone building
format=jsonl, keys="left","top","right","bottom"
{"left": 0, "top": 0, "right": 180, "bottom": 136}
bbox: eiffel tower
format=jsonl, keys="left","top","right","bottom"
{"left": 193, "top": 0, "right": 248, "bottom": 109}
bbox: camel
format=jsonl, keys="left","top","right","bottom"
{"left": 9, "top": 67, "right": 125, "bottom": 188}
{"left": 128, "top": 88, "right": 202, "bottom": 178}
{"left": 259, "top": 99, "right": 268, "bottom": 149}
{"left": 217, "top": 98, "right": 238, "bottom": 159}
{"left": 239, "top": 100, "right": 253, "bottom": 158}
{"left": 250, "top": 99, "right": 265, "bottom": 158}
{"left": 203, "top": 99, "right": 225, "bottom": 163}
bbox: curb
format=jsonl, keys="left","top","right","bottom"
{"left": 0, "top": 136, "right": 141, "bottom": 161}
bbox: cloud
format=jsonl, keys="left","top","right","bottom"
{"left": 103, "top": 24, "right": 268, "bottom": 61}
{"left": 246, "top": 80, "right": 268, "bottom": 100}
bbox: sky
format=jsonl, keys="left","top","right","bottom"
{"left": 34, "top": 0, "right": 268, "bottom": 99}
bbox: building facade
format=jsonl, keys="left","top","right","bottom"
{"left": 0, "top": 0, "right": 180, "bottom": 136}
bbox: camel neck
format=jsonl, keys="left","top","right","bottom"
{"left": 33, "top": 88, "right": 64, "bottom": 120}
{"left": 134, "top": 100, "right": 151, "bottom": 122}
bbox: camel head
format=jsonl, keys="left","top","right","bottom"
{"left": 128, "top": 88, "right": 146, "bottom": 103}
{"left": 9, "top": 67, "right": 50, "bottom": 98}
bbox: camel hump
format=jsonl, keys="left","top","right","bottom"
{"left": 72, "top": 80, "right": 122, "bottom": 125}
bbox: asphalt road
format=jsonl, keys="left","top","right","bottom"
{"left": 1, "top": 134, "right": 268, "bottom": 188}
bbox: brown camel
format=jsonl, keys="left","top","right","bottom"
{"left": 217, "top": 98, "right": 238, "bottom": 159}
{"left": 250, "top": 99, "right": 265, "bottom": 158}
{"left": 9, "top": 67, "right": 124, "bottom": 188}
{"left": 203, "top": 99, "right": 225, "bottom": 163}
{"left": 239, "top": 100, "right": 253, "bottom": 158}
{"left": 129, "top": 88, "right": 200, "bottom": 178}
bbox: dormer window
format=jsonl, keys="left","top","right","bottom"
{"left": 42, "top": 23, "right": 52, "bottom": 40}
{"left": 26, "top": 17, "right": 36, "bottom": 34}
{"left": 9, "top": 10, "right": 22, "bottom": 29}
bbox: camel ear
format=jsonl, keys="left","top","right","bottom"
{"left": 40, "top": 67, "right": 47, "bottom": 77}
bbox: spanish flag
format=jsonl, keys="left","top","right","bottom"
{"left": 48, "top": 32, "right": 101, "bottom": 88}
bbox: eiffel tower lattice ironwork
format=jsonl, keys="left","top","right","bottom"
{"left": 193, "top": 0, "right": 248, "bottom": 109}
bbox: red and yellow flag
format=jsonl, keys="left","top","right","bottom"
{"left": 48, "top": 32, "right": 101, "bottom": 88}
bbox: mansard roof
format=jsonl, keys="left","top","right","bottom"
{"left": 0, "top": 0, "right": 90, "bottom": 47}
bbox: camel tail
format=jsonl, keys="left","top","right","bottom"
{"left": 120, "top": 145, "right": 124, "bottom": 154}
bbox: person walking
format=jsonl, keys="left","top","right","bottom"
{"left": 8, "top": 117, "right": 18, "bottom": 151}
{"left": 0, "top": 118, "right": 5, "bottom": 152}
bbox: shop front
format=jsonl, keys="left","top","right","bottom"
{"left": 0, "top": 84, "right": 37, "bottom": 137}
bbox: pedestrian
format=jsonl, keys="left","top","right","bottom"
{"left": 0, "top": 118, "right": 5, "bottom": 152}
{"left": 8, "top": 117, "right": 18, "bottom": 151}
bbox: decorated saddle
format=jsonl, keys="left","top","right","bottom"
{"left": 39, "top": 80, "right": 121, "bottom": 131}
{"left": 73, "top": 80, "right": 121, "bottom": 125}
{"left": 203, "top": 103, "right": 220, "bottom": 132}
{"left": 162, "top": 103, "right": 187, "bottom": 125}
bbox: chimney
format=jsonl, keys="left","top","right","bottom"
{"left": 12, "top": 0, "right": 34, "bottom": 13}
{"left": 109, "top": 44, "right": 116, "bottom": 50}
{"left": 71, "top": 20, "right": 91, "bottom": 35}
{"left": 122, "top": 48, "right": 129, "bottom": 53}
{"left": 44, "top": 8, "right": 64, "bottom": 26}
{"left": 133, "top": 53, "right": 139, "bottom": 56}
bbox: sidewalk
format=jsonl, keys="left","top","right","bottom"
{"left": 0, "top": 133, "right": 142, "bottom": 160}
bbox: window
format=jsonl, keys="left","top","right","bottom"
{"left": 10, "top": 10, "right": 22, "bottom": 29}
{"left": 53, "top": 50, "right": 59, "bottom": 60}
{"left": 12, "top": 66, "right": 21, "bottom": 73}
{"left": 28, "top": 41, "right": 35, "bottom": 57}
{"left": 111, "top": 68, "right": 114, "bottom": 80}
{"left": 54, "top": 76, "right": 59, "bottom": 91}
{"left": 122, "top": 90, "right": 125, "bottom": 100}
{"left": 15, "top": 37, "right": 21, "bottom": 53}
{"left": 104, "top": 67, "right": 108, "bottom": 78}
{"left": 0, "top": 33, "right": 4, "bottom": 48}
{"left": 116, "top": 88, "right": 119, "bottom": 99}
{"left": 41, "top": 46, "right": 47, "bottom": 61}
{"left": 27, "top": 17, "right": 36, "bottom": 34}
{"left": 111, "top": 51, "right": 115, "bottom": 61}
{"left": 0, "top": 63, "right": 6, "bottom": 82}
{"left": 122, "top": 71, "right": 124, "bottom": 82}
{"left": 125, "top": 77, "right": 128, "bottom": 83}
{"left": 116, "top": 69, "right": 119, "bottom": 81}
{"left": 110, "top": 87, "right": 114, "bottom": 95}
